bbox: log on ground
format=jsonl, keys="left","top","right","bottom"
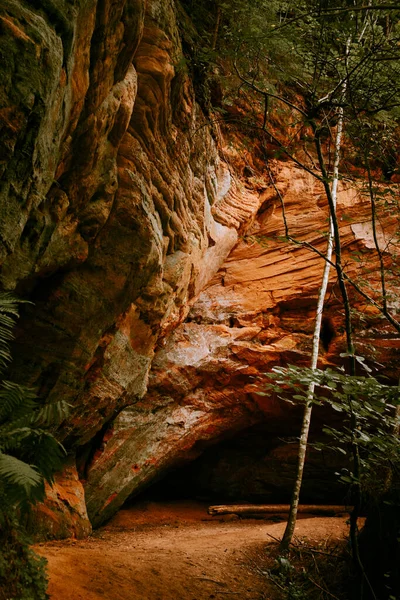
{"left": 208, "top": 504, "right": 351, "bottom": 516}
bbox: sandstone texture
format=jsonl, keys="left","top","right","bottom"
{"left": 0, "top": 1, "right": 398, "bottom": 534}
{"left": 29, "top": 459, "right": 91, "bottom": 540}
{"left": 5, "top": 0, "right": 248, "bottom": 448}
{"left": 0, "top": 0, "right": 258, "bottom": 533}
{"left": 84, "top": 165, "right": 400, "bottom": 526}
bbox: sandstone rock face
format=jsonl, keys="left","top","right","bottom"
{"left": 29, "top": 459, "right": 91, "bottom": 540}
{"left": 84, "top": 164, "right": 400, "bottom": 526}
{"left": 0, "top": 0, "right": 259, "bottom": 534}
{"left": 2, "top": 0, "right": 254, "bottom": 446}
{"left": 1, "top": 1, "right": 399, "bottom": 535}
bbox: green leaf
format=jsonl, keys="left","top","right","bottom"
{"left": 339, "top": 475, "right": 353, "bottom": 484}
{"left": 0, "top": 452, "right": 42, "bottom": 496}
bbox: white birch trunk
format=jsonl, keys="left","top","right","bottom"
{"left": 280, "top": 101, "right": 345, "bottom": 552}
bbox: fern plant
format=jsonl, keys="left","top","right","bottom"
{"left": 0, "top": 292, "right": 70, "bottom": 599}
{"left": 0, "top": 293, "right": 68, "bottom": 517}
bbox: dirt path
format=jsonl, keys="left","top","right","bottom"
{"left": 36, "top": 501, "right": 350, "bottom": 600}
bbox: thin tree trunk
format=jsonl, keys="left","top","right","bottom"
{"left": 365, "top": 158, "right": 389, "bottom": 317}
{"left": 313, "top": 96, "right": 377, "bottom": 600}
{"left": 279, "top": 101, "right": 344, "bottom": 553}
{"left": 212, "top": 7, "right": 222, "bottom": 51}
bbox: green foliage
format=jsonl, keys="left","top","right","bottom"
{"left": 267, "top": 364, "right": 400, "bottom": 498}
{"left": 182, "top": 0, "right": 400, "bottom": 179}
{"left": 0, "top": 514, "right": 48, "bottom": 600}
{"left": 253, "top": 537, "right": 352, "bottom": 600}
{"left": 0, "top": 293, "right": 68, "bottom": 517}
{"left": 179, "top": 0, "right": 299, "bottom": 112}
{"left": 0, "top": 292, "right": 69, "bottom": 600}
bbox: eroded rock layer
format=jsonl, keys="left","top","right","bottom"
{"left": 84, "top": 165, "right": 400, "bottom": 526}
{"left": 6, "top": 0, "right": 249, "bottom": 448}
{"left": 1, "top": 0, "right": 261, "bottom": 536}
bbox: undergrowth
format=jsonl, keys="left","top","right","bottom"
{"left": 246, "top": 533, "right": 352, "bottom": 600}
{"left": 0, "top": 515, "right": 48, "bottom": 600}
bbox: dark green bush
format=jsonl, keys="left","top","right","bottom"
{"left": 0, "top": 516, "right": 48, "bottom": 600}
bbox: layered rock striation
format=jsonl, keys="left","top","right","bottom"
{"left": 4, "top": 0, "right": 249, "bottom": 447}
{"left": 1, "top": 0, "right": 260, "bottom": 535}
{"left": 0, "top": 1, "right": 399, "bottom": 535}
{"left": 85, "top": 164, "right": 400, "bottom": 525}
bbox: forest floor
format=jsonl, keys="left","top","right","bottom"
{"left": 36, "top": 501, "right": 351, "bottom": 600}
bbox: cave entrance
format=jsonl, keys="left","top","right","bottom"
{"left": 123, "top": 421, "right": 347, "bottom": 510}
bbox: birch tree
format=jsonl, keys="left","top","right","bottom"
{"left": 186, "top": 0, "right": 400, "bottom": 571}
{"left": 232, "top": 2, "right": 400, "bottom": 564}
{"left": 280, "top": 91, "right": 345, "bottom": 551}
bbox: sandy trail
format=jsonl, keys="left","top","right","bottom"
{"left": 36, "top": 501, "right": 350, "bottom": 600}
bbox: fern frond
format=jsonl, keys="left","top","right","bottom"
{"left": 22, "top": 430, "right": 66, "bottom": 483}
{"left": 0, "top": 292, "right": 31, "bottom": 316}
{"left": 0, "top": 293, "right": 32, "bottom": 374}
{"left": 0, "top": 325, "right": 15, "bottom": 342}
{"left": 34, "top": 399, "right": 70, "bottom": 427}
{"left": 0, "top": 453, "right": 42, "bottom": 496}
{"left": 0, "top": 348, "right": 12, "bottom": 373}
{"left": 0, "top": 427, "right": 66, "bottom": 483}
{"left": 0, "top": 313, "right": 17, "bottom": 329}
{"left": 0, "top": 381, "right": 37, "bottom": 424}
{"left": 0, "top": 292, "right": 64, "bottom": 513}
{"left": 0, "top": 297, "right": 20, "bottom": 318}
{"left": 0, "top": 427, "right": 40, "bottom": 452}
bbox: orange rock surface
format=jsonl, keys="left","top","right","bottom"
{"left": 85, "top": 164, "right": 400, "bottom": 526}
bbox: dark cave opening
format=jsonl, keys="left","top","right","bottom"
{"left": 124, "top": 421, "right": 349, "bottom": 509}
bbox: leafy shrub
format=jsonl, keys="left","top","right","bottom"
{"left": 266, "top": 364, "right": 400, "bottom": 499}
{"left": 0, "top": 293, "right": 69, "bottom": 599}
{"left": 0, "top": 515, "right": 48, "bottom": 600}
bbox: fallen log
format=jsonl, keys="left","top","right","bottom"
{"left": 208, "top": 504, "right": 351, "bottom": 516}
